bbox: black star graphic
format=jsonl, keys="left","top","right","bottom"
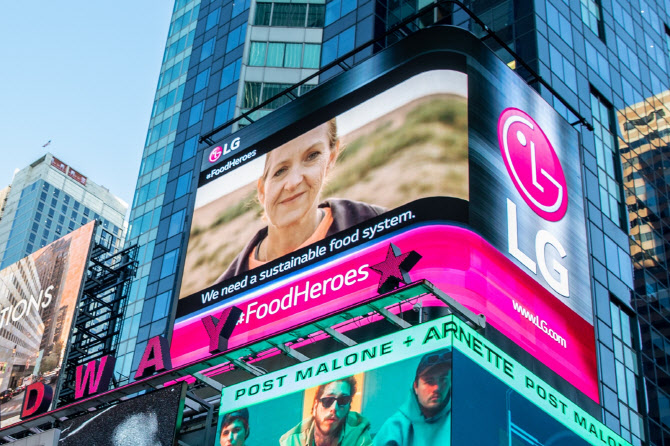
{"left": 369, "top": 243, "right": 422, "bottom": 294}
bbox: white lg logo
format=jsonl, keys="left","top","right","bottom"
{"left": 498, "top": 108, "right": 570, "bottom": 298}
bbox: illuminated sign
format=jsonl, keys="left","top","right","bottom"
{"left": 175, "top": 28, "right": 595, "bottom": 400}
{"left": 209, "top": 137, "right": 241, "bottom": 163}
{"left": 217, "top": 315, "right": 629, "bottom": 446}
{"left": 498, "top": 108, "right": 568, "bottom": 222}
{"left": 0, "top": 222, "right": 95, "bottom": 427}
{"left": 173, "top": 221, "right": 596, "bottom": 399}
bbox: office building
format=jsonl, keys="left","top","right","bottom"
{"left": 114, "top": 0, "right": 670, "bottom": 445}
{"left": 0, "top": 153, "right": 127, "bottom": 269}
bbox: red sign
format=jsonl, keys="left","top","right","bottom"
{"left": 50, "top": 157, "right": 68, "bottom": 174}
{"left": 67, "top": 167, "right": 87, "bottom": 186}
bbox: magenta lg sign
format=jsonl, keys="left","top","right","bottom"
{"left": 498, "top": 108, "right": 568, "bottom": 222}
{"left": 499, "top": 108, "right": 570, "bottom": 298}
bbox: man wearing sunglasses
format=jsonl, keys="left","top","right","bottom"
{"left": 373, "top": 349, "right": 452, "bottom": 446}
{"left": 280, "top": 376, "right": 372, "bottom": 446}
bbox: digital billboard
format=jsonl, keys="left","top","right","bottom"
{"left": 0, "top": 221, "right": 95, "bottom": 427}
{"left": 216, "top": 315, "right": 629, "bottom": 446}
{"left": 181, "top": 69, "right": 468, "bottom": 297}
{"left": 58, "top": 383, "right": 186, "bottom": 445}
{"left": 173, "top": 28, "right": 596, "bottom": 401}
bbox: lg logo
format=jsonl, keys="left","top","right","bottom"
{"left": 498, "top": 108, "right": 568, "bottom": 221}
{"left": 498, "top": 108, "right": 569, "bottom": 297}
{"left": 208, "top": 137, "right": 241, "bottom": 164}
{"left": 209, "top": 146, "right": 223, "bottom": 163}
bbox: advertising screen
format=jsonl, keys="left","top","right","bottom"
{"left": 453, "top": 349, "right": 594, "bottom": 446}
{"left": 217, "top": 321, "right": 454, "bottom": 446}
{"left": 0, "top": 221, "right": 95, "bottom": 427}
{"left": 58, "top": 383, "right": 186, "bottom": 445}
{"left": 217, "top": 315, "right": 629, "bottom": 446}
{"left": 181, "top": 69, "right": 468, "bottom": 298}
{"left": 174, "top": 28, "right": 596, "bottom": 401}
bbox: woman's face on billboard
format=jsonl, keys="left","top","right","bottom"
{"left": 258, "top": 123, "right": 336, "bottom": 230}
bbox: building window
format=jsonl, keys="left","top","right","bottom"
{"left": 169, "top": 3, "right": 199, "bottom": 37}
{"left": 164, "top": 30, "right": 196, "bottom": 63}
{"left": 221, "top": 59, "right": 242, "bottom": 90}
{"left": 242, "top": 82, "right": 315, "bottom": 110}
{"left": 160, "top": 249, "right": 180, "bottom": 279}
{"left": 188, "top": 101, "right": 204, "bottom": 127}
{"left": 325, "top": 0, "right": 356, "bottom": 26}
{"left": 152, "top": 292, "right": 171, "bottom": 320}
{"left": 549, "top": 44, "right": 577, "bottom": 92}
{"left": 616, "top": 37, "right": 641, "bottom": 77}
{"left": 545, "top": 1, "right": 572, "bottom": 46}
{"left": 612, "top": 0, "right": 633, "bottom": 38}
{"left": 182, "top": 136, "right": 199, "bottom": 162}
{"left": 168, "top": 210, "right": 186, "bottom": 238}
{"left": 579, "top": 0, "right": 603, "bottom": 38}
{"left": 240, "top": 82, "right": 315, "bottom": 124}
{"left": 175, "top": 174, "right": 192, "bottom": 198}
{"left": 591, "top": 91, "right": 624, "bottom": 227}
{"left": 243, "top": 82, "right": 291, "bottom": 109}
{"left": 158, "top": 56, "right": 190, "bottom": 90}
{"left": 254, "top": 1, "right": 325, "bottom": 27}
{"left": 639, "top": 0, "right": 661, "bottom": 34}
{"left": 232, "top": 0, "right": 252, "bottom": 17}
{"left": 644, "top": 31, "right": 666, "bottom": 70}
{"left": 611, "top": 302, "right": 644, "bottom": 444}
{"left": 200, "top": 37, "right": 216, "bottom": 61}
{"left": 226, "top": 24, "right": 248, "bottom": 52}
{"left": 214, "top": 95, "right": 238, "bottom": 127}
{"left": 194, "top": 68, "right": 211, "bottom": 93}
{"left": 321, "top": 26, "right": 355, "bottom": 65}
{"left": 154, "top": 84, "right": 185, "bottom": 116}
{"left": 205, "top": 8, "right": 220, "bottom": 31}
{"left": 249, "top": 42, "right": 320, "bottom": 68}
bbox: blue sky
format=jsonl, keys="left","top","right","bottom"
{"left": 0, "top": 2, "right": 174, "bottom": 211}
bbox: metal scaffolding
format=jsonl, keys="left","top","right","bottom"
{"left": 57, "top": 229, "right": 137, "bottom": 406}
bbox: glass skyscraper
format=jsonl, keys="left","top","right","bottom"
{"left": 114, "top": 0, "right": 202, "bottom": 382}
{"left": 0, "top": 153, "right": 126, "bottom": 269}
{"left": 119, "top": 0, "right": 670, "bottom": 444}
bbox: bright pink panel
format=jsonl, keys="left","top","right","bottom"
{"left": 171, "top": 225, "right": 598, "bottom": 401}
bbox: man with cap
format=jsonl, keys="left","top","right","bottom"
{"left": 220, "top": 408, "right": 251, "bottom": 446}
{"left": 280, "top": 376, "right": 372, "bottom": 446}
{"left": 373, "top": 349, "right": 451, "bottom": 446}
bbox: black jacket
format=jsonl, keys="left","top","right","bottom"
{"left": 213, "top": 198, "right": 385, "bottom": 284}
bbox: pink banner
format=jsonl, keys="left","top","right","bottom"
{"left": 171, "top": 225, "right": 598, "bottom": 401}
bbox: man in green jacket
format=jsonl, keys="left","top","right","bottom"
{"left": 373, "top": 349, "right": 452, "bottom": 446}
{"left": 280, "top": 376, "right": 372, "bottom": 446}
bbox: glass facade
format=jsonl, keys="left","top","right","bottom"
{"left": 121, "top": 0, "right": 670, "bottom": 444}
{"left": 1, "top": 181, "right": 121, "bottom": 268}
{"left": 115, "top": 0, "right": 203, "bottom": 383}
{"left": 0, "top": 154, "right": 127, "bottom": 270}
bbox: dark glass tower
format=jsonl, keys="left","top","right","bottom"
{"left": 121, "top": 0, "right": 670, "bottom": 444}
